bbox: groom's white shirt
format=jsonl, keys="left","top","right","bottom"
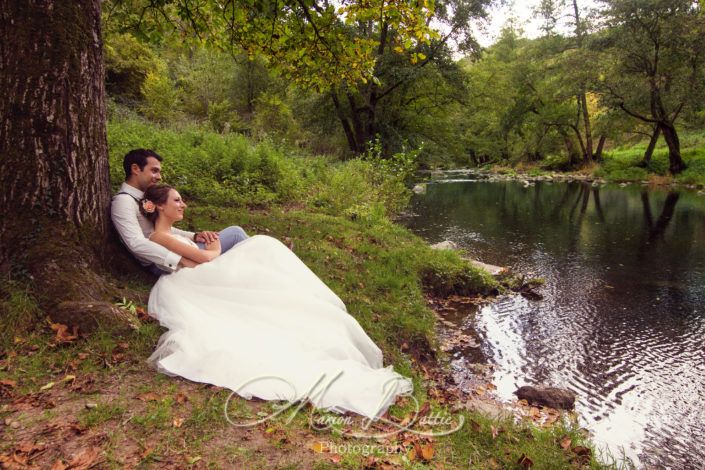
{"left": 111, "top": 182, "right": 195, "bottom": 272}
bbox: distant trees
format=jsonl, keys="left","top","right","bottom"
{"left": 597, "top": 0, "right": 705, "bottom": 174}
{"left": 460, "top": 0, "right": 705, "bottom": 173}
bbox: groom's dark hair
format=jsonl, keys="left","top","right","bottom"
{"left": 123, "top": 149, "right": 163, "bottom": 180}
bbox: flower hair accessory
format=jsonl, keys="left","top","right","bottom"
{"left": 142, "top": 199, "right": 156, "bottom": 213}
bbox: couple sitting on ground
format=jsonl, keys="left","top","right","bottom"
{"left": 110, "top": 149, "right": 412, "bottom": 419}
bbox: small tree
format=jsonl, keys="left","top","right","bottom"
{"left": 598, "top": 0, "right": 705, "bottom": 174}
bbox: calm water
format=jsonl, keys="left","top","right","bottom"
{"left": 406, "top": 175, "right": 705, "bottom": 469}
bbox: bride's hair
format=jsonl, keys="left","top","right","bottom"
{"left": 140, "top": 184, "right": 174, "bottom": 223}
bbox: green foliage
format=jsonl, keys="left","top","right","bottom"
{"left": 103, "top": 0, "right": 440, "bottom": 92}
{"left": 108, "top": 115, "right": 416, "bottom": 216}
{"left": 140, "top": 66, "right": 183, "bottom": 123}
{"left": 304, "top": 140, "right": 419, "bottom": 221}
{"left": 251, "top": 93, "right": 302, "bottom": 145}
{"left": 104, "top": 33, "right": 161, "bottom": 100}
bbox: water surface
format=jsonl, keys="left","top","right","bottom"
{"left": 406, "top": 177, "right": 705, "bottom": 469}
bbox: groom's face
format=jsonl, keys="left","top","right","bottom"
{"left": 133, "top": 156, "right": 162, "bottom": 191}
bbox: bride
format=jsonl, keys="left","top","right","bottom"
{"left": 140, "top": 184, "right": 413, "bottom": 419}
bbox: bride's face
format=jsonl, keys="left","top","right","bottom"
{"left": 158, "top": 189, "right": 187, "bottom": 222}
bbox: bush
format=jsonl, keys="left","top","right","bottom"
{"left": 140, "top": 65, "right": 183, "bottom": 123}
{"left": 107, "top": 115, "right": 415, "bottom": 217}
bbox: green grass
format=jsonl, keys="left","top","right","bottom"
{"left": 593, "top": 130, "right": 705, "bottom": 185}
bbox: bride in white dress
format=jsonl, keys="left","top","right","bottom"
{"left": 140, "top": 185, "right": 413, "bottom": 419}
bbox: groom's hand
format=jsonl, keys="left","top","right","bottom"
{"left": 195, "top": 231, "right": 219, "bottom": 244}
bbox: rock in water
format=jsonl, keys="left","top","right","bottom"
{"left": 514, "top": 385, "right": 576, "bottom": 410}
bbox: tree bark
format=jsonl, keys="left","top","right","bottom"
{"left": 330, "top": 91, "right": 359, "bottom": 154}
{"left": 643, "top": 124, "right": 660, "bottom": 164}
{"left": 659, "top": 122, "right": 686, "bottom": 174}
{"left": 579, "top": 94, "right": 593, "bottom": 162}
{"left": 562, "top": 132, "right": 579, "bottom": 166}
{"left": 571, "top": 0, "right": 593, "bottom": 164}
{"left": 594, "top": 134, "right": 606, "bottom": 162}
{"left": 347, "top": 92, "right": 368, "bottom": 153}
{"left": 0, "top": 1, "right": 113, "bottom": 307}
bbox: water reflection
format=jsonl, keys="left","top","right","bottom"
{"left": 406, "top": 180, "right": 705, "bottom": 469}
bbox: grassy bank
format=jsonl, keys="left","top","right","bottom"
{"left": 1, "top": 117, "right": 621, "bottom": 468}
{"left": 0, "top": 207, "right": 620, "bottom": 469}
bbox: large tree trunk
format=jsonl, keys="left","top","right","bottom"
{"left": 0, "top": 1, "right": 114, "bottom": 307}
{"left": 643, "top": 124, "right": 661, "bottom": 164}
{"left": 659, "top": 122, "right": 686, "bottom": 174}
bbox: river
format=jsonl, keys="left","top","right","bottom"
{"left": 405, "top": 173, "right": 705, "bottom": 469}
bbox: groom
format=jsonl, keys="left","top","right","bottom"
{"left": 111, "top": 148, "right": 248, "bottom": 275}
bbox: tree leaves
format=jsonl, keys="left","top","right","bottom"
{"left": 104, "top": 0, "right": 440, "bottom": 91}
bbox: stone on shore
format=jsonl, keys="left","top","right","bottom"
{"left": 412, "top": 183, "right": 427, "bottom": 194}
{"left": 514, "top": 385, "right": 576, "bottom": 410}
{"left": 430, "top": 240, "right": 459, "bottom": 250}
{"left": 430, "top": 240, "right": 505, "bottom": 275}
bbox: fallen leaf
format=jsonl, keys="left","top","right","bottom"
{"left": 417, "top": 401, "right": 431, "bottom": 418}
{"left": 48, "top": 321, "right": 78, "bottom": 344}
{"left": 51, "top": 459, "right": 68, "bottom": 470}
{"left": 407, "top": 446, "right": 417, "bottom": 461}
{"left": 329, "top": 453, "right": 342, "bottom": 463}
{"left": 0, "top": 379, "right": 16, "bottom": 388}
{"left": 40, "top": 381, "right": 56, "bottom": 391}
{"left": 12, "top": 452, "right": 28, "bottom": 465}
{"left": 175, "top": 392, "right": 189, "bottom": 404}
{"left": 517, "top": 453, "right": 534, "bottom": 468}
{"left": 135, "top": 391, "right": 160, "bottom": 402}
{"left": 559, "top": 436, "right": 572, "bottom": 450}
{"left": 67, "top": 446, "right": 101, "bottom": 470}
{"left": 311, "top": 441, "right": 327, "bottom": 453}
{"left": 68, "top": 422, "right": 88, "bottom": 435}
{"left": 572, "top": 446, "right": 591, "bottom": 456}
{"left": 470, "top": 420, "right": 481, "bottom": 433}
{"left": 173, "top": 417, "right": 185, "bottom": 428}
{"left": 185, "top": 455, "right": 201, "bottom": 465}
{"left": 420, "top": 443, "right": 434, "bottom": 461}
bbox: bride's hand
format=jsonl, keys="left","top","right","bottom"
{"left": 205, "top": 238, "right": 221, "bottom": 255}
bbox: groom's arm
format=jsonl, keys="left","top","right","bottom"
{"left": 111, "top": 196, "right": 183, "bottom": 271}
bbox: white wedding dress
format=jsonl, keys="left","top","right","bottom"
{"left": 147, "top": 234, "right": 413, "bottom": 419}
